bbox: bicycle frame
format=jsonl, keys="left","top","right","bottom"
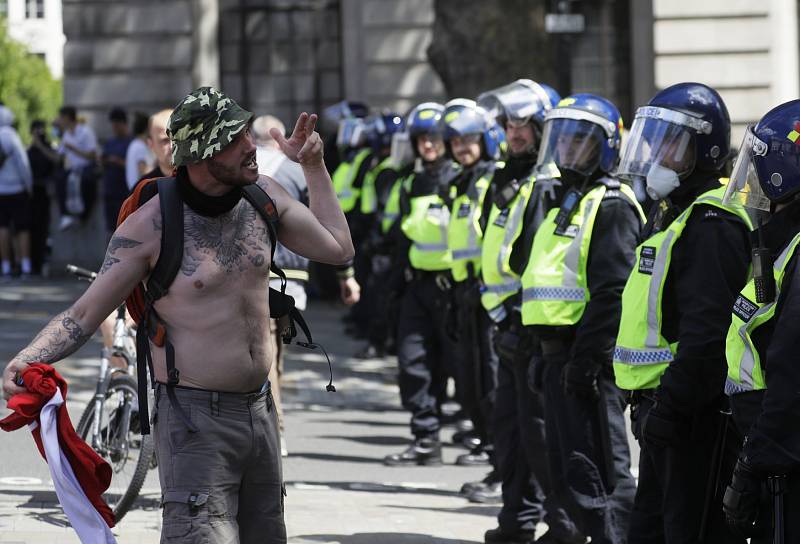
{"left": 89, "top": 305, "right": 137, "bottom": 454}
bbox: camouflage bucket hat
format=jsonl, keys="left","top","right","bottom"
{"left": 168, "top": 86, "right": 253, "bottom": 167}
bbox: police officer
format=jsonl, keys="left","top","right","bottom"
{"left": 721, "top": 100, "right": 800, "bottom": 543}
{"left": 612, "top": 82, "right": 751, "bottom": 544}
{"left": 521, "top": 94, "right": 641, "bottom": 543}
{"left": 384, "top": 102, "right": 460, "bottom": 466}
{"left": 474, "top": 79, "right": 581, "bottom": 544}
{"left": 353, "top": 113, "right": 405, "bottom": 358}
{"left": 440, "top": 98, "right": 505, "bottom": 467}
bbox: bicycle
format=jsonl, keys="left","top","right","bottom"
{"left": 67, "top": 264, "right": 155, "bottom": 522}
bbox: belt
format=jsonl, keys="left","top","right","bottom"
{"left": 626, "top": 388, "right": 656, "bottom": 405}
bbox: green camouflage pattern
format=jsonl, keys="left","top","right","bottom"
{"left": 167, "top": 87, "right": 253, "bottom": 167}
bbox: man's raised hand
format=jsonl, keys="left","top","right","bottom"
{"left": 270, "top": 112, "right": 324, "bottom": 169}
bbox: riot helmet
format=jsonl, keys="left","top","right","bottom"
{"left": 336, "top": 117, "right": 368, "bottom": 151}
{"left": 364, "top": 112, "right": 405, "bottom": 153}
{"left": 724, "top": 99, "right": 800, "bottom": 213}
{"left": 406, "top": 102, "right": 446, "bottom": 162}
{"left": 618, "top": 82, "right": 731, "bottom": 200}
{"left": 536, "top": 94, "right": 623, "bottom": 180}
{"left": 441, "top": 98, "right": 504, "bottom": 165}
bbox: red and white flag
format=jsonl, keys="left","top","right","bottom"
{"left": 1, "top": 363, "right": 116, "bottom": 543}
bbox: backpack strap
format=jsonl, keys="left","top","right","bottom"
{"left": 136, "top": 178, "right": 197, "bottom": 435}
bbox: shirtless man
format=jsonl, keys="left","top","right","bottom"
{"left": 2, "top": 87, "right": 353, "bottom": 543}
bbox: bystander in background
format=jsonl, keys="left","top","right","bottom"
{"left": 55, "top": 106, "right": 98, "bottom": 231}
{"left": 100, "top": 107, "right": 131, "bottom": 236}
{"left": 253, "top": 114, "right": 310, "bottom": 457}
{"left": 125, "top": 111, "right": 153, "bottom": 190}
{"left": 27, "top": 120, "right": 61, "bottom": 276}
{"left": 0, "top": 104, "right": 33, "bottom": 280}
{"left": 140, "top": 109, "right": 173, "bottom": 182}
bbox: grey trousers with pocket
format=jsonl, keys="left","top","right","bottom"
{"left": 153, "top": 383, "right": 287, "bottom": 544}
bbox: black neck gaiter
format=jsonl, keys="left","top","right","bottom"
{"left": 176, "top": 167, "right": 243, "bottom": 217}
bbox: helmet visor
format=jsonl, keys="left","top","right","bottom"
{"left": 443, "top": 107, "right": 487, "bottom": 137}
{"left": 723, "top": 125, "right": 771, "bottom": 212}
{"left": 618, "top": 107, "right": 703, "bottom": 182}
{"left": 537, "top": 117, "right": 606, "bottom": 177}
{"left": 390, "top": 131, "right": 413, "bottom": 168}
{"left": 336, "top": 118, "right": 366, "bottom": 148}
{"left": 477, "top": 80, "right": 548, "bottom": 125}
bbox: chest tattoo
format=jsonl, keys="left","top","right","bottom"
{"left": 181, "top": 203, "right": 269, "bottom": 276}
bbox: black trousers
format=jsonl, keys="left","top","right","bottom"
{"left": 492, "top": 331, "right": 578, "bottom": 538}
{"left": 30, "top": 184, "right": 51, "bottom": 274}
{"left": 628, "top": 396, "right": 746, "bottom": 544}
{"left": 541, "top": 351, "right": 635, "bottom": 544}
{"left": 364, "top": 254, "right": 395, "bottom": 348}
{"left": 730, "top": 391, "right": 799, "bottom": 544}
{"left": 396, "top": 274, "right": 459, "bottom": 439}
{"left": 453, "top": 296, "right": 499, "bottom": 447}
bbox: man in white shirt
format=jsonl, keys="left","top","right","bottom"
{"left": 56, "top": 106, "right": 98, "bottom": 230}
{"left": 0, "top": 104, "right": 33, "bottom": 279}
{"left": 125, "top": 112, "right": 153, "bottom": 191}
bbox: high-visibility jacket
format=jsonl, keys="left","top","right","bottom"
{"left": 360, "top": 156, "right": 394, "bottom": 215}
{"left": 400, "top": 175, "right": 453, "bottom": 272}
{"left": 381, "top": 176, "right": 409, "bottom": 234}
{"left": 725, "top": 232, "right": 800, "bottom": 395}
{"left": 521, "top": 180, "right": 643, "bottom": 326}
{"left": 613, "top": 186, "right": 753, "bottom": 390}
{"left": 479, "top": 176, "right": 536, "bottom": 312}
{"left": 332, "top": 148, "right": 370, "bottom": 213}
{"left": 447, "top": 163, "right": 500, "bottom": 282}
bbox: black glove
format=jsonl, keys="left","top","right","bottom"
{"left": 560, "top": 361, "right": 600, "bottom": 400}
{"left": 722, "top": 458, "right": 767, "bottom": 538}
{"left": 641, "top": 401, "right": 689, "bottom": 448}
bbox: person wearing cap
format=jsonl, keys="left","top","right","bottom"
{"left": 2, "top": 86, "right": 354, "bottom": 543}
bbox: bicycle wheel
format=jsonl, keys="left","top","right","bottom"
{"left": 76, "top": 374, "right": 154, "bottom": 522}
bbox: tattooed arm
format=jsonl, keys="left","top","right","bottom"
{"left": 2, "top": 199, "right": 159, "bottom": 399}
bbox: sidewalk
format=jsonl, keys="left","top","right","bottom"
{"left": 0, "top": 278, "right": 499, "bottom": 543}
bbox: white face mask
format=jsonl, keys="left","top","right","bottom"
{"left": 646, "top": 163, "right": 681, "bottom": 200}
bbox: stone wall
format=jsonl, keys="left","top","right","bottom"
{"left": 650, "top": 0, "right": 799, "bottom": 142}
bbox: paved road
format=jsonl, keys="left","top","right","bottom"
{"left": 0, "top": 278, "right": 504, "bottom": 543}
{"left": 0, "top": 277, "right": 640, "bottom": 543}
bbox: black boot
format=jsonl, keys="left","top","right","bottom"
{"left": 383, "top": 438, "right": 442, "bottom": 466}
{"left": 460, "top": 470, "right": 499, "bottom": 495}
{"left": 455, "top": 447, "right": 490, "bottom": 466}
{"left": 484, "top": 527, "right": 536, "bottom": 543}
{"left": 468, "top": 480, "right": 502, "bottom": 503}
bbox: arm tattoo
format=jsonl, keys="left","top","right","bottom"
{"left": 100, "top": 235, "right": 142, "bottom": 274}
{"left": 13, "top": 310, "right": 93, "bottom": 365}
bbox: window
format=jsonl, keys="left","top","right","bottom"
{"left": 25, "top": 0, "right": 44, "bottom": 19}
{"left": 0, "top": 0, "right": 8, "bottom": 18}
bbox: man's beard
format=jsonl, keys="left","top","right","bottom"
{"left": 208, "top": 155, "right": 256, "bottom": 187}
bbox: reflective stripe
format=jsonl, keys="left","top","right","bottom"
{"left": 483, "top": 279, "right": 521, "bottom": 294}
{"left": 269, "top": 269, "right": 310, "bottom": 282}
{"left": 452, "top": 247, "right": 481, "bottom": 260}
{"left": 562, "top": 197, "right": 596, "bottom": 290}
{"left": 413, "top": 242, "right": 449, "bottom": 252}
{"left": 613, "top": 346, "right": 674, "bottom": 365}
{"left": 732, "top": 240, "right": 796, "bottom": 391}
{"left": 496, "top": 182, "right": 529, "bottom": 285}
{"left": 645, "top": 229, "right": 676, "bottom": 347}
{"left": 522, "top": 286, "right": 586, "bottom": 302}
{"left": 725, "top": 377, "right": 751, "bottom": 396}
{"left": 337, "top": 189, "right": 354, "bottom": 199}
